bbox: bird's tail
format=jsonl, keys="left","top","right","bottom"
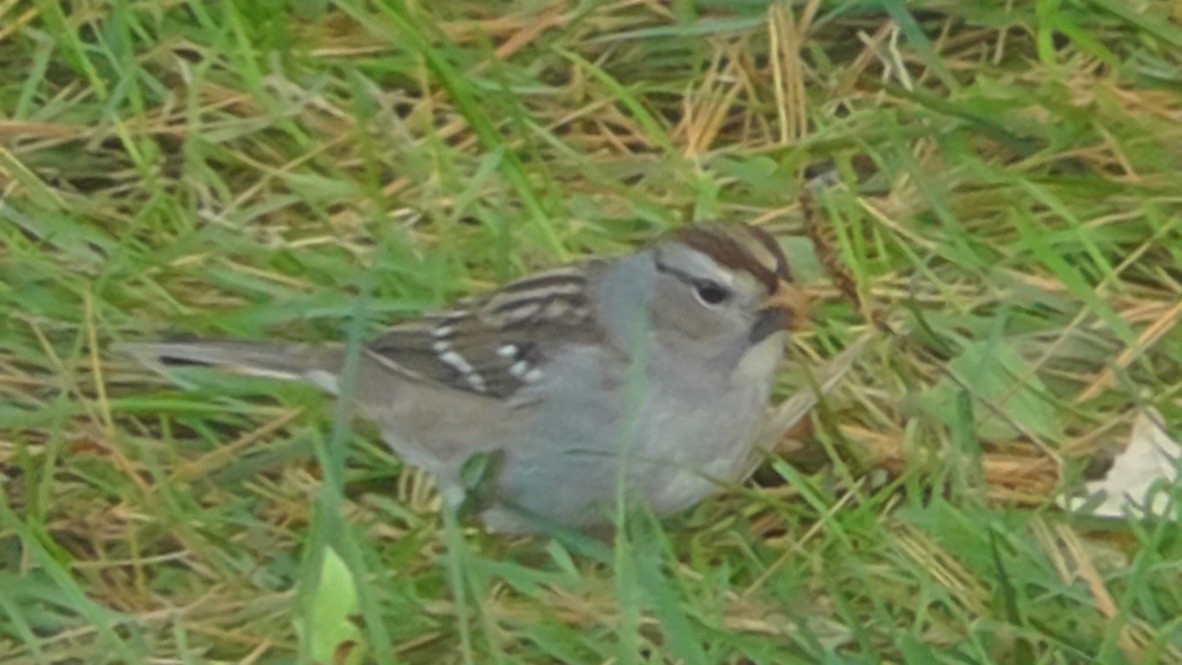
{"left": 114, "top": 340, "right": 346, "bottom": 394}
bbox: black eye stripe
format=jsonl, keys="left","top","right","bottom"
{"left": 653, "top": 257, "right": 733, "bottom": 304}
{"left": 653, "top": 257, "right": 699, "bottom": 286}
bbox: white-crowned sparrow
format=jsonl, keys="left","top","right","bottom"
{"left": 119, "top": 223, "right": 807, "bottom": 533}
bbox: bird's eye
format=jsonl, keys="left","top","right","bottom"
{"left": 693, "top": 280, "right": 731, "bottom": 306}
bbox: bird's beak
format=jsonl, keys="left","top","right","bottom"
{"left": 763, "top": 280, "right": 810, "bottom": 331}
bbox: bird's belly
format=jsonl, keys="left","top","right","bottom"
{"left": 629, "top": 380, "right": 771, "bottom": 516}
{"left": 484, "top": 344, "right": 778, "bottom": 532}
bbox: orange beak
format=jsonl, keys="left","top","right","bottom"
{"left": 763, "top": 280, "right": 810, "bottom": 331}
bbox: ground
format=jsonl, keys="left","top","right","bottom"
{"left": 2, "top": 1, "right": 1182, "bottom": 663}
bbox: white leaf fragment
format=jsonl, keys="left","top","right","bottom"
{"left": 1059, "top": 409, "right": 1182, "bottom": 520}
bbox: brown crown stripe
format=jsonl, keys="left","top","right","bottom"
{"left": 744, "top": 224, "right": 793, "bottom": 282}
{"left": 673, "top": 224, "right": 791, "bottom": 293}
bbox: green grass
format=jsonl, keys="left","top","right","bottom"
{"left": 3, "top": 0, "right": 1182, "bottom": 663}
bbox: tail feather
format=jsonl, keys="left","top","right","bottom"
{"left": 114, "top": 340, "right": 345, "bottom": 393}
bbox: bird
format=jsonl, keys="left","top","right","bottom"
{"left": 118, "top": 222, "right": 808, "bottom": 533}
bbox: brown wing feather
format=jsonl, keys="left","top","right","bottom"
{"left": 365, "top": 265, "right": 601, "bottom": 399}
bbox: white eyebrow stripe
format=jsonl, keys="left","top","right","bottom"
{"left": 655, "top": 249, "right": 739, "bottom": 288}
{"left": 690, "top": 249, "right": 740, "bottom": 286}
